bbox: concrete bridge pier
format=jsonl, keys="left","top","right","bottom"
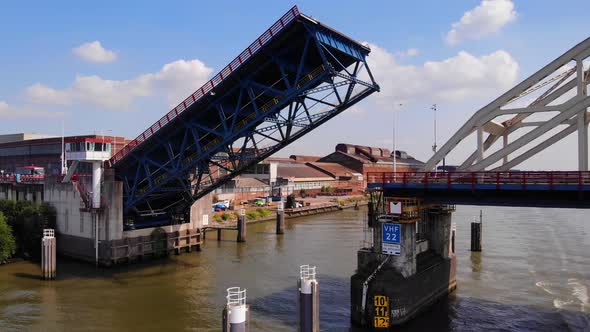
{"left": 351, "top": 199, "right": 457, "bottom": 328}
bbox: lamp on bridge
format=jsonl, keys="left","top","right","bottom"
{"left": 431, "top": 104, "right": 437, "bottom": 154}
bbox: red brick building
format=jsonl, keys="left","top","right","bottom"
{"left": 318, "top": 144, "right": 424, "bottom": 185}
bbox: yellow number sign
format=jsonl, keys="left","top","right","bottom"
{"left": 373, "top": 295, "right": 390, "bottom": 328}
{"left": 374, "top": 316, "right": 390, "bottom": 328}
{"left": 374, "top": 295, "right": 389, "bottom": 307}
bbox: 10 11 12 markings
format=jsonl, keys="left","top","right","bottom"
{"left": 373, "top": 295, "right": 390, "bottom": 328}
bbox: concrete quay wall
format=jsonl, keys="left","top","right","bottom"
{"left": 40, "top": 169, "right": 211, "bottom": 265}
{"left": 0, "top": 182, "right": 44, "bottom": 203}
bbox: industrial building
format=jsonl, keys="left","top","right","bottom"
{"left": 0, "top": 133, "right": 129, "bottom": 175}
{"left": 214, "top": 143, "right": 425, "bottom": 201}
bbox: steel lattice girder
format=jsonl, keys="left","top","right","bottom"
{"left": 423, "top": 37, "right": 590, "bottom": 172}
{"left": 114, "top": 16, "right": 379, "bottom": 215}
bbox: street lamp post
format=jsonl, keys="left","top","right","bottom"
{"left": 393, "top": 103, "right": 402, "bottom": 181}
{"left": 431, "top": 104, "right": 437, "bottom": 172}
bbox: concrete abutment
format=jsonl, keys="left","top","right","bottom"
{"left": 35, "top": 169, "right": 212, "bottom": 266}
{"left": 351, "top": 197, "right": 457, "bottom": 329}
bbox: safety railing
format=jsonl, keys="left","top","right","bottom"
{"left": 367, "top": 171, "right": 590, "bottom": 191}
{"left": 19, "top": 175, "right": 45, "bottom": 183}
{"left": 0, "top": 174, "right": 45, "bottom": 183}
{"left": 226, "top": 287, "right": 247, "bottom": 306}
{"left": 110, "top": 6, "right": 301, "bottom": 165}
{"left": 0, "top": 175, "right": 15, "bottom": 183}
{"left": 74, "top": 181, "right": 92, "bottom": 209}
{"left": 300, "top": 264, "right": 317, "bottom": 281}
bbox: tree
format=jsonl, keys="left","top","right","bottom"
{"left": 286, "top": 193, "right": 296, "bottom": 208}
{"left": 0, "top": 201, "right": 56, "bottom": 260}
{"left": 0, "top": 213, "right": 16, "bottom": 263}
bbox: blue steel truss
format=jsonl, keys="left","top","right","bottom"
{"left": 112, "top": 9, "right": 380, "bottom": 216}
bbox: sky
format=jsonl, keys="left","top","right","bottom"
{"left": 0, "top": 0, "right": 588, "bottom": 170}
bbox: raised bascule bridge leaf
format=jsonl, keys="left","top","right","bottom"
{"left": 108, "top": 6, "right": 380, "bottom": 218}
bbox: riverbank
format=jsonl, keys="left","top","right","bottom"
{"left": 205, "top": 196, "right": 368, "bottom": 231}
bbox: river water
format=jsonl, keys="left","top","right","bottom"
{"left": 1, "top": 206, "right": 589, "bottom": 331}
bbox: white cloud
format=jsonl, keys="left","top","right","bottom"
{"left": 0, "top": 100, "right": 64, "bottom": 118}
{"left": 445, "top": 0, "right": 517, "bottom": 45}
{"left": 72, "top": 41, "right": 118, "bottom": 63}
{"left": 366, "top": 43, "right": 519, "bottom": 107}
{"left": 25, "top": 59, "right": 214, "bottom": 112}
{"left": 395, "top": 48, "right": 420, "bottom": 59}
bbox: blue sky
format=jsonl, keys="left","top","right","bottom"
{"left": 0, "top": 1, "right": 588, "bottom": 169}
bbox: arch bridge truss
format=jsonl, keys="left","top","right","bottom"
{"left": 424, "top": 37, "right": 590, "bottom": 172}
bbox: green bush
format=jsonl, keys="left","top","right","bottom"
{"left": 246, "top": 211, "right": 259, "bottom": 220}
{"left": 213, "top": 214, "right": 223, "bottom": 223}
{"left": 0, "top": 213, "right": 16, "bottom": 263}
{"left": 0, "top": 200, "right": 56, "bottom": 260}
{"left": 221, "top": 212, "right": 229, "bottom": 221}
{"left": 256, "top": 208, "right": 272, "bottom": 218}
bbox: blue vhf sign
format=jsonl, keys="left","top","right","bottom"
{"left": 382, "top": 223, "right": 401, "bottom": 244}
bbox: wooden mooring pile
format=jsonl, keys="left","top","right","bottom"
{"left": 41, "top": 229, "right": 56, "bottom": 279}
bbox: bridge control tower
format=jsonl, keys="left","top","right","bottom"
{"left": 351, "top": 193, "right": 457, "bottom": 328}
{"left": 64, "top": 137, "right": 112, "bottom": 209}
{"left": 62, "top": 137, "right": 113, "bottom": 265}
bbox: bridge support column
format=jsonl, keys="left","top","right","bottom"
{"left": 351, "top": 199, "right": 456, "bottom": 328}
{"left": 502, "top": 134, "right": 509, "bottom": 166}
{"left": 476, "top": 126, "right": 484, "bottom": 164}
{"left": 92, "top": 161, "right": 102, "bottom": 209}
{"left": 427, "top": 209, "right": 453, "bottom": 259}
{"left": 578, "top": 111, "right": 588, "bottom": 171}
{"left": 7, "top": 186, "right": 13, "bottom": 201}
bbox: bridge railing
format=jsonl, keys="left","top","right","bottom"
{"left": 0, "top": 174, "right": 15, "bottom": 183}
{"left": 109, "top": 5, "right": 301, "bottom": 166}
{"left": 0, "top": 174, "right": 45, "bottom": 184}
{"left": 367, "top": 171, "right": 590, "bottom": 190}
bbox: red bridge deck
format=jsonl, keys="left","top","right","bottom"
{"left": 367, "top": 171, "right": 590, "bottom": 208}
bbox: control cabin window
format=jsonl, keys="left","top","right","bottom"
{"left": 67, "top": 142, "right": 86, "bottom": 152}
